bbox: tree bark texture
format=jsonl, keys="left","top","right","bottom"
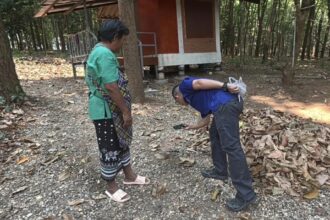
{"left": 118, "top": 0, "right": 145, "bottom": 103}
{"left": 0, "top": 19, "right": 24, "bottom": 102}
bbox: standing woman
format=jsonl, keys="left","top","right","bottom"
{"left": 85, "top": 20, "right": 149, "bottom": 203}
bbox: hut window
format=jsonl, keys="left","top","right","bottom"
{"left": 183, "top": 0, "right": 214, "bottom": 38}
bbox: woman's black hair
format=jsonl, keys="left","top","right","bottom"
{"left": 98, "top": 19, "right": 129, "bottom": 42}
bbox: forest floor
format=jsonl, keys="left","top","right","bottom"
{"left": 0, "top": 54, "right": 330, "bottom": 220}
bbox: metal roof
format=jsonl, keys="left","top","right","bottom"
{"left": 34, "top": 0, "right": 117, "bottom": 18}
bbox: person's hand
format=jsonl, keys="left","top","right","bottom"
{"left": 122, "top": 111, "right": 132, "bottom": 129}
{"left": 184, "top": 124, "right": 196, "bottom": 130}
{"left": 227, "top": 83, "right": 239, "bottom": 94}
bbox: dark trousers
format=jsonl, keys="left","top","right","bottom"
{"left": 210, "top": 99, "right": 256, "bottom": 201}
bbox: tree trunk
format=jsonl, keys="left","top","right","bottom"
{"left": 0, "top": 20, "right": 24, "bottom": 103}
{"left": 262, "top": 0, "right": 277, "bottom": 63}
{"left": 34, "top": 21, "right": 42, "bottom": 50}
{"left": 41, "top": 20, "right": 49, "bottom": 50}
{"left": 29, "top": 21, "right": 37, "bottom": 51}
{"left": 255, "top": 0, "right": 268, "bottom": 57}
{"left": 118, "top": 0, "right": 145, "bottom": 103}
{"left": 314, "top": 12, "right": 323, "bottom": 59}
{"left": 283, "top": 0, "right": 311, "bottom": 85}
{"left": 9, "top": 33, "right": 15, "bottom": 49}
{"left": 243, "top": 3, "right": 251, "bottom": 57}
{"left": 239, "top": 0, "right": 247, "bottom": 64}
{"left": 51, "top": 17, "right": 60, "bottom": 51}
{"left": 227, "top": 0, "right": 235, "bottom": 57}
{"left": 306, "top": 2, "right": 316, "bottom": 59}
{"left": 277, "top": 0, "right": 289, "bottom": 59}
{"left": 271, "top": 0, "right": 281, "bottom": 57}
{"left": 58, "top": 17, "right": 66, "bottom": 52}
{"left": 301, "top": 0, "right": 315, "bottom": 60}
{"left": 17, "top": 31, "right": 24, "bottom": 51}
{"left": 321, "top": 25, "right": 329, "bottom": 58}
{"left": 321, "top": 0, "right": 330, "bottom": 58}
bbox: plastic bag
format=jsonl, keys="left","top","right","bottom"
{"left": 228, "top": 76, "right": 247, "bottom": 101}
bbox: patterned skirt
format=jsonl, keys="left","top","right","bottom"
{"left": 93, "top": 118, "right": 131, "bottom": 181}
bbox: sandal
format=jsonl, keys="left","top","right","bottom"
{"left": 123, "top": 175, "right": 150, "bottom": 185}
{"left": 105, "top": 189, "right": 130, "bottom": 203}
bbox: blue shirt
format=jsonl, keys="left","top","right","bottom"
{"left": 179, "top": 77, "right": 237, "bottom": 118}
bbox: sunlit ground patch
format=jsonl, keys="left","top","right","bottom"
{"left": 250, "top": 95, "right": 330, "bottom": 125}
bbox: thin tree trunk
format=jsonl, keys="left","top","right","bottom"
{"left": 282, "top": 0, "right": 311, "bottom": 85}
{"left": 321, "top": 25, "right": 329, "bottom": 58}
{"left": 29, "top": 21, "right": 37, "bottom": 51}
{"left": 321, "top": 0, "right": 330, "bottom": 58}
{"left": 51, "top": 17, "right": 60, "bottom": 51}
{"left": 314, "top": 12, "right": 323, "bottom": 59}
{"left": 118, "top": 0, "right": 145, "bottom": 103}
{"left": 0, "top": 19, "right": 24, "bottom": 102}
{"left": 227, "top": 0, "right": 235, "bottom": 57}
{"left": 9, "top": 33, "right": 15, "bottom": 49}
{"left": 17, "top": 31, "right": 24, "bottom": 51}
{"left": 58, "top": 17, "right": 66, "bottom": 52}
{"left": 271, "top": 0, "right": 281, "bottom": 57}
{"left": 262, "top": 0, "right": 277, "bottom": 63}
{"left": 41, "top": 20, "right": 49, "bottom": 50}
{"left": 240, "top": 1, "right": 249, "bottom": 61}
{"left": 301, "top": 0, "right": 315, "bottom": 60}
{"left": 33, "top": 20, "right": 42, "bottom": 50}
{"left": 306, "top": 4, "right": 316, "bottom": 59}
{"left": 255, "top": 0, "right": 268, "bottom": 57}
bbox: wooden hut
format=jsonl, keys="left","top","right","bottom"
{"left": 99, "top": 0, "right": 221, "bottom": 79}
{"left": 35, "top": 0, "right": 221, "bottom": 79}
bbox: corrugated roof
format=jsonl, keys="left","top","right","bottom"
{"left": 34, "top": 0, "right": 117, "bottom": 18}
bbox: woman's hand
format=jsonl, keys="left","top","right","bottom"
{"left": 122, "top": 111, "right": 132, "bottom": 128}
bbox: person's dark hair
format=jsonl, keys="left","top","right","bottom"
{"left": 172, "top": 84, "right": 180, "bottom": 98}
{"left": 98, "top": 19, "right": 129, "bottom": 42}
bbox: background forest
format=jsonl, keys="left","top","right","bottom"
{"left": 1, "top": 0, "right": 330, "bottom": 64}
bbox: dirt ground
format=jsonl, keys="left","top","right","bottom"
{"left": 0, "top": 56, "right": 329, "bottom": 220}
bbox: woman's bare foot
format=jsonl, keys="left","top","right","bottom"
{"left": 107, "top": 180, "right": 129, "bottom": 200}
{"left": 123, "top": 164, "right": 137, "bottom": 182}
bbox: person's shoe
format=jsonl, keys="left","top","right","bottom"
{"left": 226, "top": 195, "right": 257, "bottom": 212}
{"left": 201, "top": 167, "right": 228, "bottom": 181}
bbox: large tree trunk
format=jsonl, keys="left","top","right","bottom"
{"left": 118, "top": 0, "right": 145, "bottom": 103}
{"left": 0, "top": 20, "right": 24, "bottom": 103}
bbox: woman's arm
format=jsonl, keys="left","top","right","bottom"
{"left": 105, "top": 83, "right": 132, "bottom": 128}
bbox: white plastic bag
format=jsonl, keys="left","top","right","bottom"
{"left": 228, "top": 76, "right": 247, "bottom": 101}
